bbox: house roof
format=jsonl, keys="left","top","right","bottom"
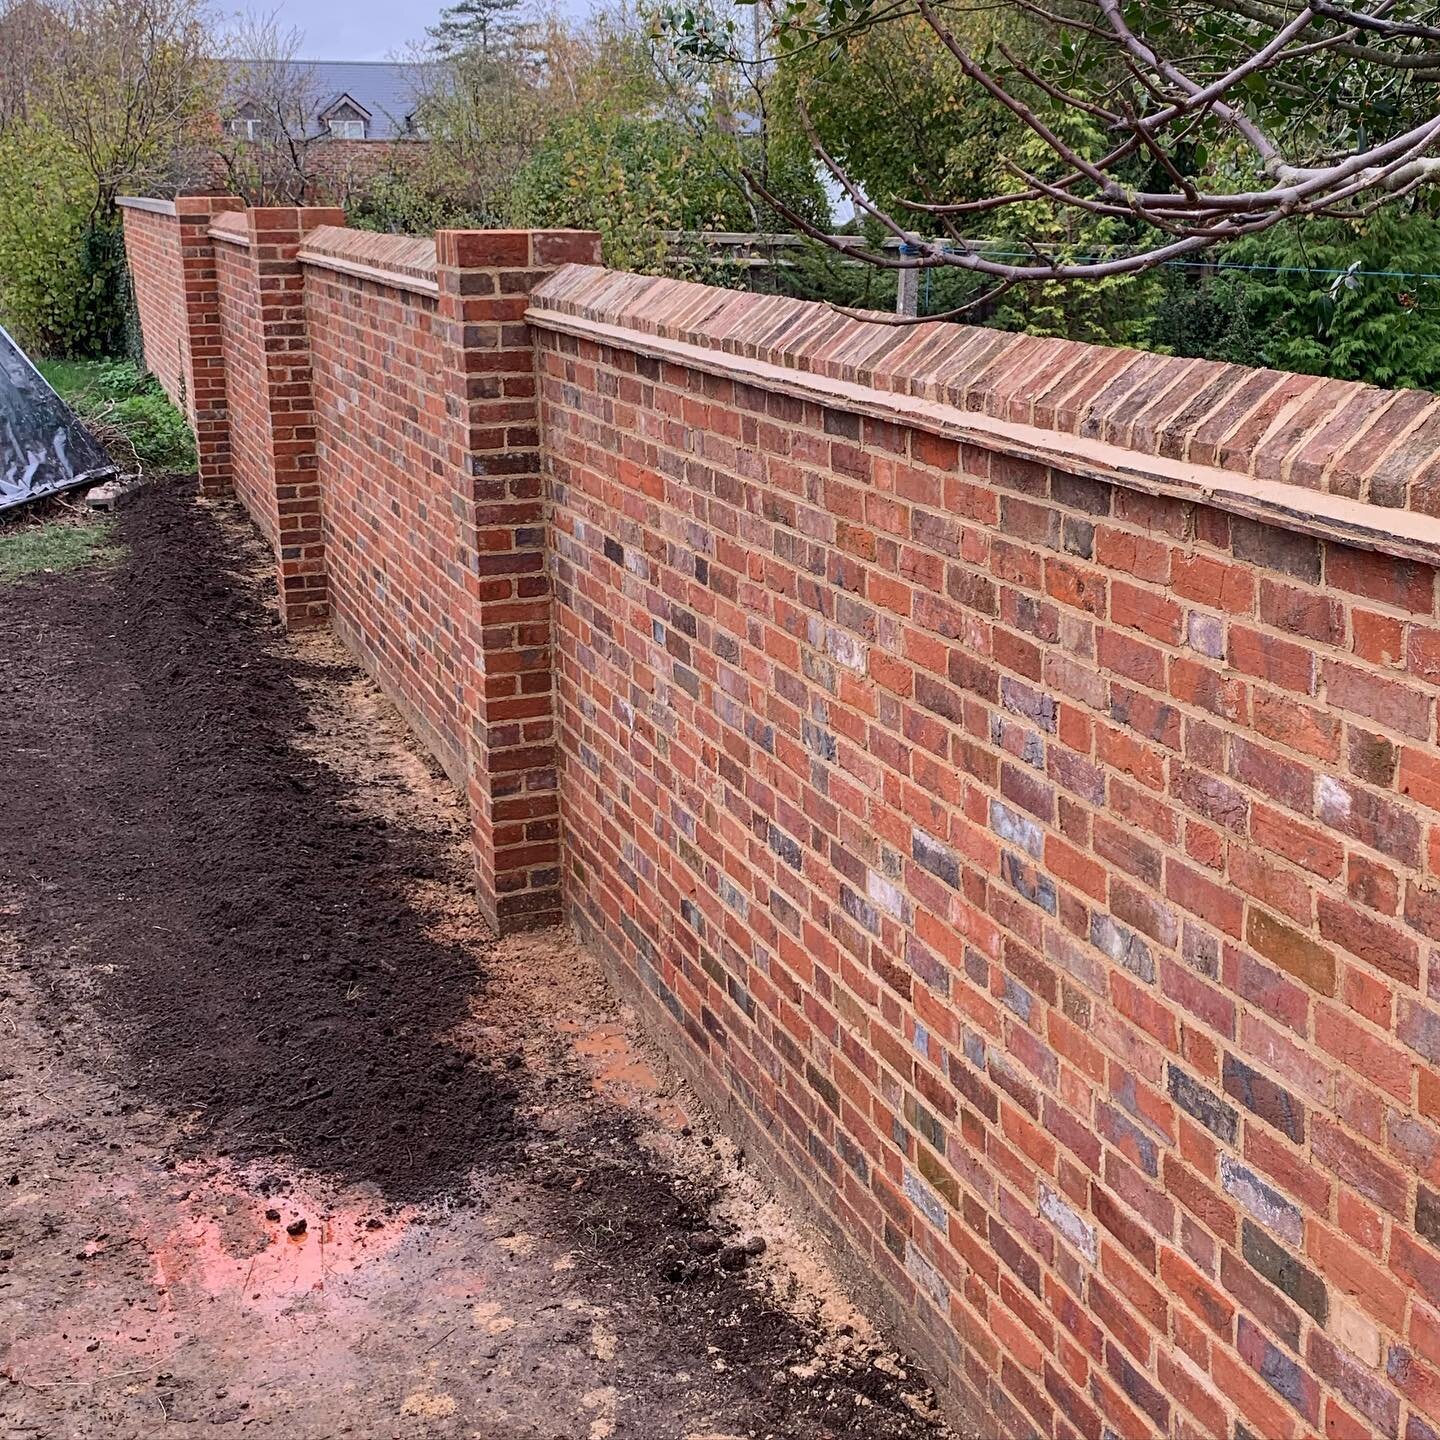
{"left": 225, "top": 60, "right": 426, "bottom": 140}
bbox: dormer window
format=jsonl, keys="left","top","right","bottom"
{"left": 320, "top": 97, "right": 370, "bottom": 140}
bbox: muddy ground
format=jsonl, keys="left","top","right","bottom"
{"left": 0, "top": 480, "right": 953, "bottom": 1440}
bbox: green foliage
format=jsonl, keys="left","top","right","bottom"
{"left": 778, "top": 11, "right": 1020, "bottom": 216}
{"left": 0, "top": 517, "right": 118, "bottom": 583}
{"left": 345, "top": 171, "right": 492, "bottom": 235}
{"left": 40, "top": 357, "right": 196, "bottom": 471}
{"left": 0, "top": 119, "right": 128, "bottom": 357}
{"left": 962, "top": 112, "right": 1160, "bottom": 346}
{"left": 1149, "top": 211, "right": 1440, "bottom": 390}
{"left": 513, "top": 113, "right": 828, "bottom": 273}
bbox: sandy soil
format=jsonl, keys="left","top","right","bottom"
{"left": 0, "top": 480, "right": 952, "bottom": 1440}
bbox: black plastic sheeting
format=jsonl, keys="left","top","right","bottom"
{"left": 0, "top": 324, "right": 118, "bottom": 513}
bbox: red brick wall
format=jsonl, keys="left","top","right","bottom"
{"left": 119, "top": 204, "right": 1440, "bottom": 1437}
{"left": 213, "top": 207, "right": 343, "bottom": 628}
{"left": 121, "top": 194, "right": 244, "bottom": 493}
{"left": 120, "top": 203, "right": 598, "bottom": 929}
{"left": 302, "top": 236, "right": 468, "bottom": 781}
{"left": 121, "top": 200, "right": 191, "bottom": 413}
{"left": 534, "top": 270, "right": 1440, "bottom": 1440}
{"left": 302, "top": 225, "right": 600, "bottom": 930}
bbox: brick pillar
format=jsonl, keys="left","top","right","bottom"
{"left": 174, "top": 195, "right": 244, "bottom": 495}
{"left": 435, "top": 228, "right": 602, "bottom": 934}
{"left": 246, "top": 205, "right": 345, "bottom": 630}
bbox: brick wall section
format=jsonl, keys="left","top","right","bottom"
{"left": 435, "top": 229, "right": 603, "bottom": 932}
{"left": 533, "top": 268, "right": 1440, "bottom": 1440}
{"left": 213, "top": 206, "right": 344, "bottom": 628}
{"left": 119, "top": 204, "right": 1440, "bottom": 1433}
{"left": 302, "top": 229, "right": 470, "bottom": 784}
{"left": 121, "top": 195, "right": 245, "bottom": 495}
{"left": 298, "top": 223, "right": 600, "bottom": 929}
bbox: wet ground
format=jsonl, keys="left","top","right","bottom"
{"left": 0, "top": 481, "right": 952, "bottom": 1439}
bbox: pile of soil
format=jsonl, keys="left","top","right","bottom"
{"left": 0, "top": 480, "right": 515, "bottom": 1198}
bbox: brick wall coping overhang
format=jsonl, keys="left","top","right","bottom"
{"left": 117, "top": 196, "right": 178, "bottom": 217}
{"left": 297, "top": 224, "right": 438, "bottom": 298}
{"left": 529, "top": 264, "right": 1440, "bottom": 567}
{"left": 209, "top": 211, "right": 250, "bottom": 247}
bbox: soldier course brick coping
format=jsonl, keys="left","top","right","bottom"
{"left": 295, "top": 225, "right": 439, "bottom": 298}
{"left": 528, "top": 265, "right": 1440, "bottom": 566}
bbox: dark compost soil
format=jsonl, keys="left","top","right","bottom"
{"left": 0, "top": 480, "right": 515, "bottom": 1198}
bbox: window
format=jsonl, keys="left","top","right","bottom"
{"left": 225, "top": 109, "right": 263, "bottom": 140}
{"left": 328, "top": 117, "right": 365, "bottom": 140}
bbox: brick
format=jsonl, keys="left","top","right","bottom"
{"left": 1246, "top": 909, "right": 1336, "bottom": 995}
{"left": 1238, "top": 1313, "right": 1320, "bottom": 1423}
{"left": 1242, "top": 1220, "right": 1329, "bottom": 1324}
{"left": 1223, "top": 1053, "right": 1306, "bottom": 1143}
{"left": 1167, "top": 1065, "right": 1238, "bottom": 1146}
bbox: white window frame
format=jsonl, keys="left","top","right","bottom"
{"left": 328, "top": 117, "right": 366, "bottom": 140}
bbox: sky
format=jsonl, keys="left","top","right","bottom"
{"left": 257, "top": 0, "right": 588, "bottom": 60}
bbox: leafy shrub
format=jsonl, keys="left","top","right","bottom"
{"left": 0, "top": 120, "right": 129, "bottom": 358}
{"left": 40, "top": 358, "right": 196, "bottom": 472}
{"left": 345, "top": 171, "right": 493, "bottom": 235}
{"left": 1149, "top": 211, "right": 1440, "bottom": 390}
{"left": 513, "top": 113, "right": 828, "bottom": 275}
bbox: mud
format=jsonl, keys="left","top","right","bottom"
{"left": 0, "top": 479, "right": 956, "bottom": 1439}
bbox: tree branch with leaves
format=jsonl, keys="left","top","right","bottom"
{"left": 657, "top": 0, "right": 1440, "bottom": 305}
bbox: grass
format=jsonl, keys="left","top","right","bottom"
{"left": 0, "top": 515, "right": 118, "bottom": 584}
{"left": 1, "top": 357, "right": 171, "bottom": 583}
{"left": 36, "top": 357, "right": 196, "bottom": 473}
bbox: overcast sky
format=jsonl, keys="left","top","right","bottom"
{"left": 257, "top": 0, "right": 587, "bottom": 60}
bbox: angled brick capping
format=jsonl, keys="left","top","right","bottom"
{"left": 531, "top": 267, "right": 1440, "bottom": 1440}
{"left": 120, "top": 206, "right": 1440, "bottom": 1436}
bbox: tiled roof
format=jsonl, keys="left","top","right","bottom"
{"left": 223, "top": 60, "right": 426, "bottom": 140}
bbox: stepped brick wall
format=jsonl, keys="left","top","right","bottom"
{"left": 123, "top": 202, "right": 599, "bottom": 930}
{"left": 121, "top": 205, "right": 1440, "bottom": 1440}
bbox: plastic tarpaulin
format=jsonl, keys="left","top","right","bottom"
{"left": 0, "top": 325, "right": 117, "bottom": 512}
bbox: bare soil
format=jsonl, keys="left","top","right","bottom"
{"left": 0, "top": 479, "right": 954, "bottom": 1440}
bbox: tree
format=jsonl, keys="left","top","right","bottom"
{"left": 0, "top": 0, "right": 212, "bottom": 354}
{"left": 214, "top": 14, "right": 324, "bottom": 205}
{"left": 505, "top": 5, "right": 828, "bottom": 269}
{"left": 658, "top": 0, "right": 1440, "bottom": 308}
{"left": 427, "top": 0, "right": 526, "bottom": 58}
{"left": 776, "top": 8, "right": 1023, "bottom": 215}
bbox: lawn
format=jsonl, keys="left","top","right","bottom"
{"left": 0, "top": 516, "right": 118, "bottom": 582}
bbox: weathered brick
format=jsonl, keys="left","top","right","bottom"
{"left": 1168, "top": 1064, "right": 1239, "bottom": 1146}
{"left": 1241, "top": 1220, "right": 1329, "bottom": 1323}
